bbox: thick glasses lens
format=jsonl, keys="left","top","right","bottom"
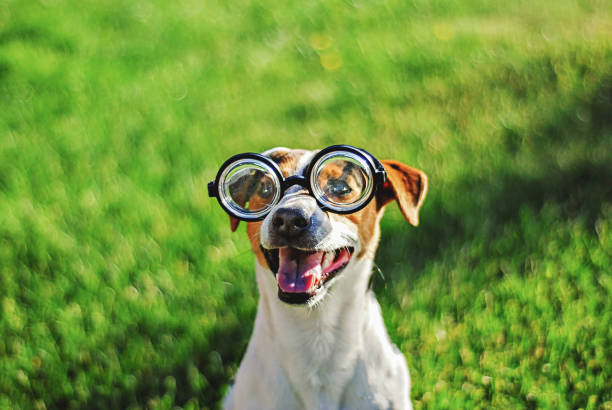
{"left": 310, "top": 152, "right": 374, "bottom": 212}
{"left": 218, "top": 159, "right": 281, "bottom": 219}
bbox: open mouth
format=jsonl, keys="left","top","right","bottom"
{"left": 261, "top": 246, "right": 354, "bottom": 304}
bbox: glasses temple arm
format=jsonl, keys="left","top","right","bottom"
{"left": 207, "top": 181, "right": 217, "bottom": 197}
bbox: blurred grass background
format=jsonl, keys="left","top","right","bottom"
{"left": 1, "top": 0, "right": 611, "bottom": 408}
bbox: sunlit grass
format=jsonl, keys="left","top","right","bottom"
{"left": 1, "top": 0, "right": 611, "bottom": 408}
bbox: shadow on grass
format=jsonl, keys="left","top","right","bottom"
{"left": 79, "top": 294, "right": 254, "bottom": 410}
{"left": 82, "top": 78, "right": 611, "bottom": 409}
{"left": 375, "top": 76, "right": 612, "bottom": 287}
{"left": 195, "top": 78, "right": 612, "bottom": 408}
{"left": 185, "top": 310, "right": 254, "bottom": 409}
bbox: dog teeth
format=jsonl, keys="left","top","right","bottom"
{"left": 322, "top": 251, "right": 334, "bottom": 270}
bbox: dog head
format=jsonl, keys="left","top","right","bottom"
{"left": 228, "top": 147, "right": 427, "bottom": 307}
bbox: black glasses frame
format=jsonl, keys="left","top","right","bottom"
{"left": 208, "top": 145, "right": 387, "bottom": 221}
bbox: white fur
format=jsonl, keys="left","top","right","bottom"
{"left": 224, "top": 222, "right": 412, "bottom": 409}
{"left": 223, "top": 147, "right": 412, "bottom": 409}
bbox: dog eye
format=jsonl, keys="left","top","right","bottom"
{"left": 258, "top": 180, "right": 274, "bottom": 198}
{"left": 325, "top": 179, "right": 352, "bottom": 197}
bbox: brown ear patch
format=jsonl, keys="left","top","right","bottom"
{"left": 230, "top": 215, "right": 240, "bottom": 232}
{"left": 377, "top": 160, "right": 428, "bottom": 226}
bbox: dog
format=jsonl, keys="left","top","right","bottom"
{"left": 218, "top": 146, "right": 427, "bottom": 409}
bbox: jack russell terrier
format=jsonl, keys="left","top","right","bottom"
{"left": 208, "top": 145, "right": 427, "bottom": 409}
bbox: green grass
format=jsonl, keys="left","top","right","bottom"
{"left": 1, "top": 0, "right": 611, "bottom": 408}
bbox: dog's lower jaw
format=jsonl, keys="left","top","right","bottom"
{"left": 224, "top": 258, "right": 412, "bottom": 410}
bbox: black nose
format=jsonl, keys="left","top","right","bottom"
{"left": 271, "top": 207, "right": 310, "bottom": 238}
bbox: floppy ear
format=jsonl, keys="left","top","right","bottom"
{"left": 377, "top": 160, "right": 428, "bottom": 226}
{"left": 230, "top": 216, "right": 240, "bottom": 232}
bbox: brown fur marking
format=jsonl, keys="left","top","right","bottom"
{"left": 233, "top": 151, "right": 427, "bottom": 265}
{"left": 344, "top": 201, "right": 380, "bottom": 258}
{"left": 377, "top": 160, "right": 428, "bottom": 226}
{"left": 268, "top": 150, "right": 302, "bottom": 178}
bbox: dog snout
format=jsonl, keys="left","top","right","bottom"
{"left": 262, "top": 195, "right": 332, "bottom": 249}
{"left": 271, "top": 207, "right": 310, "bottom": 238}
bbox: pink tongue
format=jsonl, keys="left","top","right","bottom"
{"left": 277, "top": 248, "right": 324, "bottom": 293}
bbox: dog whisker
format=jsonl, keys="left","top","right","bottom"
{"left": 373, "top": 263, "right": 385, "bottom": 281}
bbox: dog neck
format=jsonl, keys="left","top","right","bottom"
{"left": 250, "top": 255, "right": 376, "bottom": 403}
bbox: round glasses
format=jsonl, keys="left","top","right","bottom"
{"left": 208, "top": 145, "right": 387, "bottom": 221}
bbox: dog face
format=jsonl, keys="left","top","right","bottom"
{"left": 229, "top": 147, "right": 427, "bottom": 306}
